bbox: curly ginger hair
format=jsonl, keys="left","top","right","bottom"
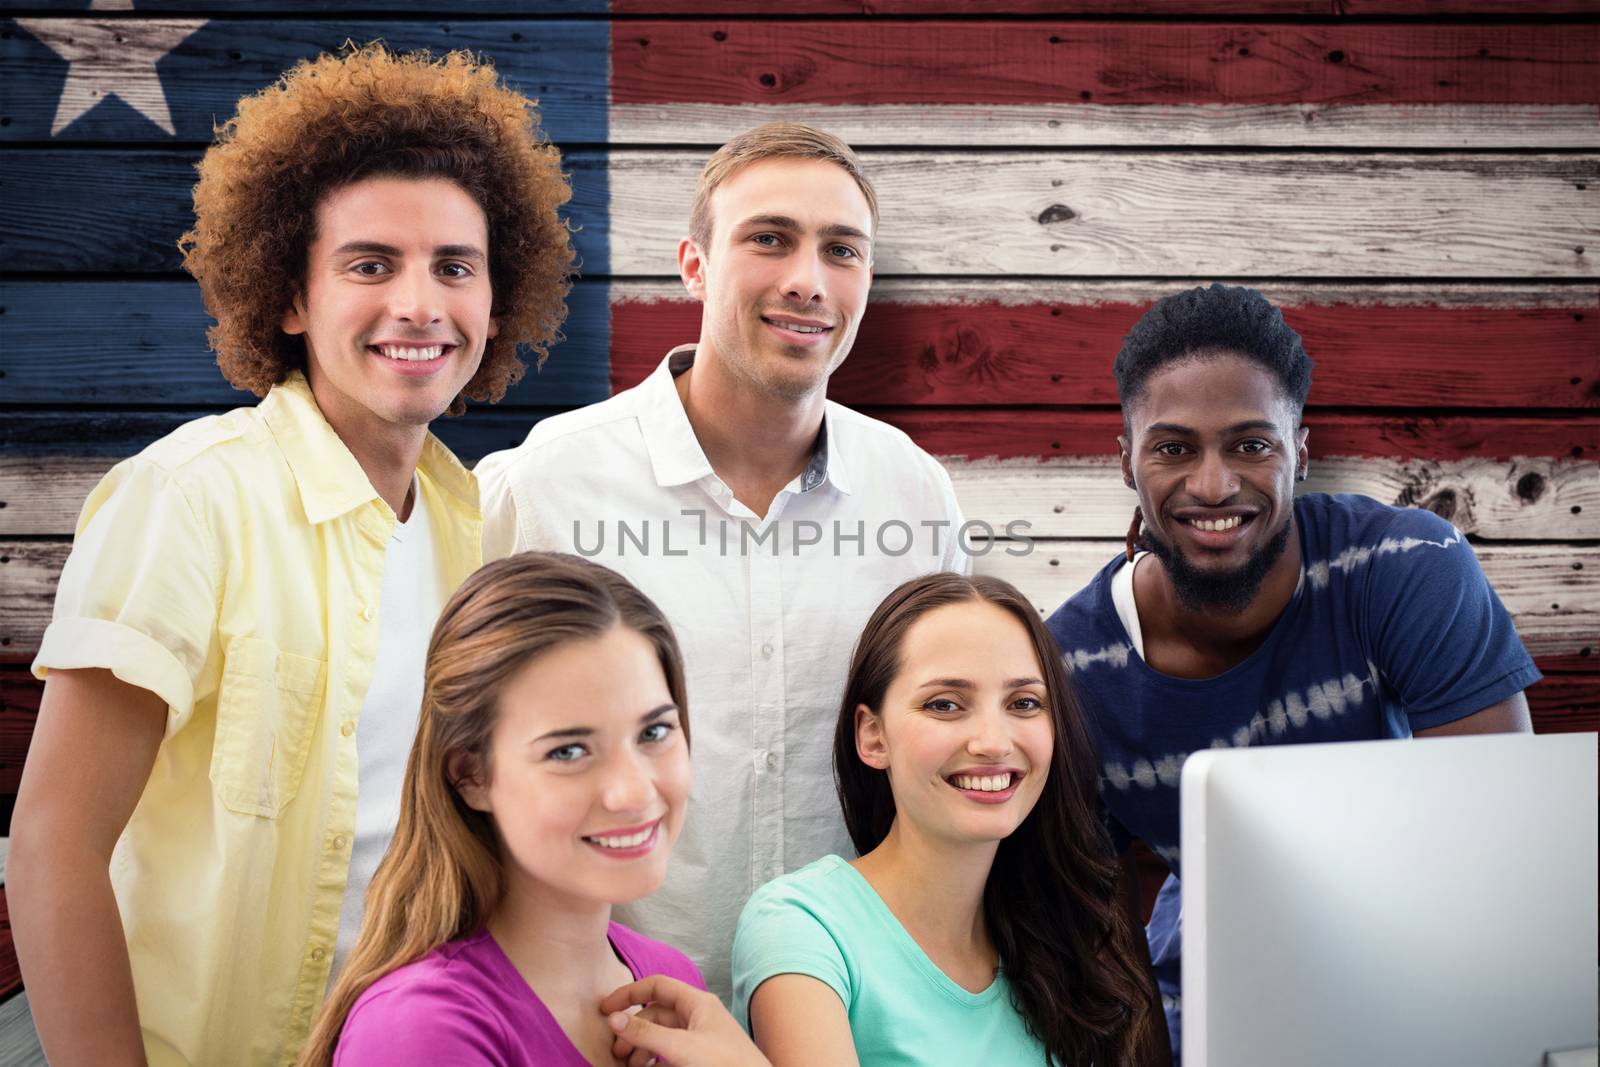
{"left": 179, "top": 45, "right": 575, "bottom": 414}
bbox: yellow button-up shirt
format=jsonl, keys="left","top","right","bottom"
{"left": 32, "top": 373, "right": 482, "bottom": 1066}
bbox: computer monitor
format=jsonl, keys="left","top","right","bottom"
{"left": 1182, "top": 733, "right": 1598, "bottom": 1067}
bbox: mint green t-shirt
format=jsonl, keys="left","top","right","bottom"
{"left": 731, "top": 855, "right": 1056, "bottom": 1066}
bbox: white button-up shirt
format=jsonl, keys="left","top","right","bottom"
{"left": 476, "top": 347, "right": 968, "bottom": 995}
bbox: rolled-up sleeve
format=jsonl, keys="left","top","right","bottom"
{"left": 33, "top": 458, "right": 220, "bottom": 738}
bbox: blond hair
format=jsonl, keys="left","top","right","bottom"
{"left": 299, "top": 553, "right": 688, "bottom": 1067}
{"left": 687, "top": 121, "right": 879, "bottom": 250}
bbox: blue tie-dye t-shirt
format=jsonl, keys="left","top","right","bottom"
{"left": 1044, "top": 493, "right": 1540, "bottom": 1055}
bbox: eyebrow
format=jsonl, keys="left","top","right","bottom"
{"left": 917, "top": 677, "right": 1044, "bottom": 690}
{"left": 530, "top": 703, "right": 678, "bottom": 744}
{"left": 332, "top": 240, "right": 487, "bottom": 263}
{"left": 1144, "top": 419, "right": 1281, "bottom": 437}
{"left": 738, "top": 215, "right": 872, "bottom": 243}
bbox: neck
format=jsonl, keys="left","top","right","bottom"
{"left": 487, "top": 870, "right": 619, "bottom": 998}
{"left": 305, "top": 372, "right": 428, "bottom": 520}
{"left": 676, "top": 342, "right": 824, "bottom": 518}
{"left": 851, "top": 818, "right": 996, "bottom": 964}
{"left": 1144, "top": 521, "right": 1303, "bottom": 655}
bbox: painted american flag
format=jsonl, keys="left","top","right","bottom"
{"left": 0, "top": 0, "right": 1597, "bottom": 1007}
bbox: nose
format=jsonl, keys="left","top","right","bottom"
{"left": 1189, "top": 448, "right": 1240, "bottom": 504}
{"left": 779, "top": 246, "right": 827, "bottom": 306}
{"left": 389, "top": 264, "right": 443, "bottom": 327}
{"left": 599, "top": 750, "right": 655, "bottom": 814}
{"left": 967, "top": 708, "right": 1015, "bottom": 761}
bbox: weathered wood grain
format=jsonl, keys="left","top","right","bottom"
{"left": 1, "top": 19, "right": 609, "bottom": 144}
{"left": 605, "top": 150, "right": 1598, "bottom": 278}
{"left": 612, "top": 22, "right": 1600, "bottom": 106}
{"left": 611, "top": 102, "right": 1600, "bottom": 150}
{"left": 968, "top": 539, "right": 1597, "bottom": 658}
{"left": 5, "top": 452, "right": 1595, "bottom": 541}
{"left": 0, "top": 280, "right": 613, "bottom": 408}
{"left": 6, "top": 149, "right": 1593, "bottom": 277}
{"left": 609, "top": 0, "right": 1600, "bottom": 13}
{"left": 609, "top": 281, "right": 1600, "bottom": 408}
{"left": 0, "top": 150, "right": 611, "bottom": 275}
{"left": 5, "top": 279, "right": 1593, "bottom": 408}
{"left": 872, "top": 410, "right": 1599, "bottom": 464}
{"left": 5, "top": 538, "right": 1594, "bottom": 658}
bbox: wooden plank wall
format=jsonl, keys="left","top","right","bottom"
{"left": 1, "top": 0, "right": 1597, "bottom": 1004}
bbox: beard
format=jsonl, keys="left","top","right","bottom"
{"left": 1141, "top": 514, "right": 1294, "bottom": 615}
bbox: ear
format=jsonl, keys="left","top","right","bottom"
{"left": 855, "top": 703, "right": 889, "bottom": 770}
{"left": 281, "top": 292, "right": 307, "bottom": 337}
{"left": 1118, "top": 434, "right": 1135, "bottom": 490}
{"left": 678, "top": 236, "right": 708, "bottom": 303}
{"left": 448, "top": 750, "right": 492, "bottom": 814}
{"left": 1295, "top": 424, "right": 1311, "bottom": 481}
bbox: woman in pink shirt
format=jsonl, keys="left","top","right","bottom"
{"left": 300, "top": 552, "right": 765, "bottom": 1066}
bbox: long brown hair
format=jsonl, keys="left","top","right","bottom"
{"left": 300, "top": 553, "right": 689, "bottom": 1067}
{"left": 832, "top": 572, "right": 1158, "bottom": 1066}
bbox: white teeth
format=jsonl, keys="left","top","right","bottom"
{"left": 769, "top": 319, "right": 828, "bottom": 334}
{"left": 952, "top": 773, "right": 1013, "bottom": 792}
{"left": 377, "top": 344, "right": 445, "bottom": 361}
{"left": 587, "top": 827, "right": 653, "bottom": 849}
{"left": 1189, "top": 516, "right": 1242, "bottom": 532}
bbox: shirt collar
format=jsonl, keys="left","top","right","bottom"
{"left": 635, "top": 346, "right": 848, "bottom": 495}
{"left": 260, "top": 371, "right": 477, "bottom": 525}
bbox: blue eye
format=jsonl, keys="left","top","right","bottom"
{"left": 547, "top": 744, "right": 586, "bottom": 762}
{"left": 640, "top": 722, "right": 674, "bottom": 744}
{"left": 828, "top": 245, "right": 858, "bottom": 259}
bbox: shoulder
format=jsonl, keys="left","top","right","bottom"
{"left": 826, "top": 403, "right": 955, "bottom": 489}
{"left": 338, "top": 941, "right": 509, "bottom": 1057}
{"left": 479, "top": 390, "right": 644, "bottom": 472}
{"left": 740, "top": 856, "right": 860, "bottom": 932}
{"left": 608, "top": 922, "right": 706, "bottom": 989}
{"left": 1044, "top": 554, "right": 1133, "bottom": 667}
{"left": 1300, "top": 493, "right": 1471, "bottom": 588}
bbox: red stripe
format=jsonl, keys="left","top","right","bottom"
{"left": 611, "top": 2, "right": 1599, "bottom": 16}
{"left": 609, "top": 296, "right": 1600, "bottom": 409}
{"left": 871, "top": 409, "right": 1598, "bottom": 462}
{"left": 611, "top": 21, "right": 1599, "bottom": 107}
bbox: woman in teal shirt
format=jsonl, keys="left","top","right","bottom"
{"left": 732, "top": 573, "right": 1161, "bottom": 1066}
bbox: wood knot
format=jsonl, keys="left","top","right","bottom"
{"left": 1037, "top": 203, "right": 1077, "bottom": 225}
{"left": 1421, "top": 488, "right": 1458, "bottom": 522}
{"left": 1515, "top": 471, "right": 1547, "bottom": 503}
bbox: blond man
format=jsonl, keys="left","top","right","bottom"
{"left": 477, "top": 123, "right": 968, "bottom": 996}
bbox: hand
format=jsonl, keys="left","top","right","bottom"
{"left": 600, "top": 974, "right": 773, "bottom": 1067}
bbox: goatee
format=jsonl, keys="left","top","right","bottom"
{"left": 1142, "top": 516, "right": 1294, "bottom": 615}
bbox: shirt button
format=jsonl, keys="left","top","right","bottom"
{"left": 333, "top": 835, "right": 347, "bottom": 850}
{"left": 760, "top": 642, "right": 774, "bottom": 659}
{"left": 310, "top": 947, "right": 326, "bottom": 962}
{"left": 765, "top": 751, "right": 778, "bottom": 770}
{"left": 361, "top": 605, "right": 374, "bottom": 621}
{"left": 340, "top": 721, "right": 355, "bottom": 737}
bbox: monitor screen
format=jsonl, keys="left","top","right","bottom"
{"left": 1181, "top": 733, "right": 1598, "bottom": 1067}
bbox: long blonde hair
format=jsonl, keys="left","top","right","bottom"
{"left": 299, "top": 552, "right": 689, "bottom": 1066}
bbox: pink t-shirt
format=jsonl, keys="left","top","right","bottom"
{"left": 333, "top": 922, "right": 706, "bottom": 1065}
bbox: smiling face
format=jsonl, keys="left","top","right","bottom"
{"left": 457, "top": 624, "right": 690, "bottom": 909}
{"left": 1122, "top": 352, "right": 1309, "bottom": 612}
{"left": 680, "top": 157, "right": 874, "bottom": 402}
{"left": 857, "top": 600, "right": 1054, "bottom": 847}
{"left": 283, "top": 176, "right": 497, "bottom": 438}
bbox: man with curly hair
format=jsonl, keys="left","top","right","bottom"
{"left": 1045, "top": 283, "right": 1536, "bottom": 1062}
{"left": 9, "top": 45, "right": 574, "bottom": 1066}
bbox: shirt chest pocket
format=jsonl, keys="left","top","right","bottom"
{"left": 210, "top": 636, "right": 328, "bottom": 818}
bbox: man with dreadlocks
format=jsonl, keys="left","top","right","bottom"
{"left": 9, "top": 46, "right": 574, "bottom": 1065}
{"left": 1045, "top": 282, "right": 1537, "bottom": 1062}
